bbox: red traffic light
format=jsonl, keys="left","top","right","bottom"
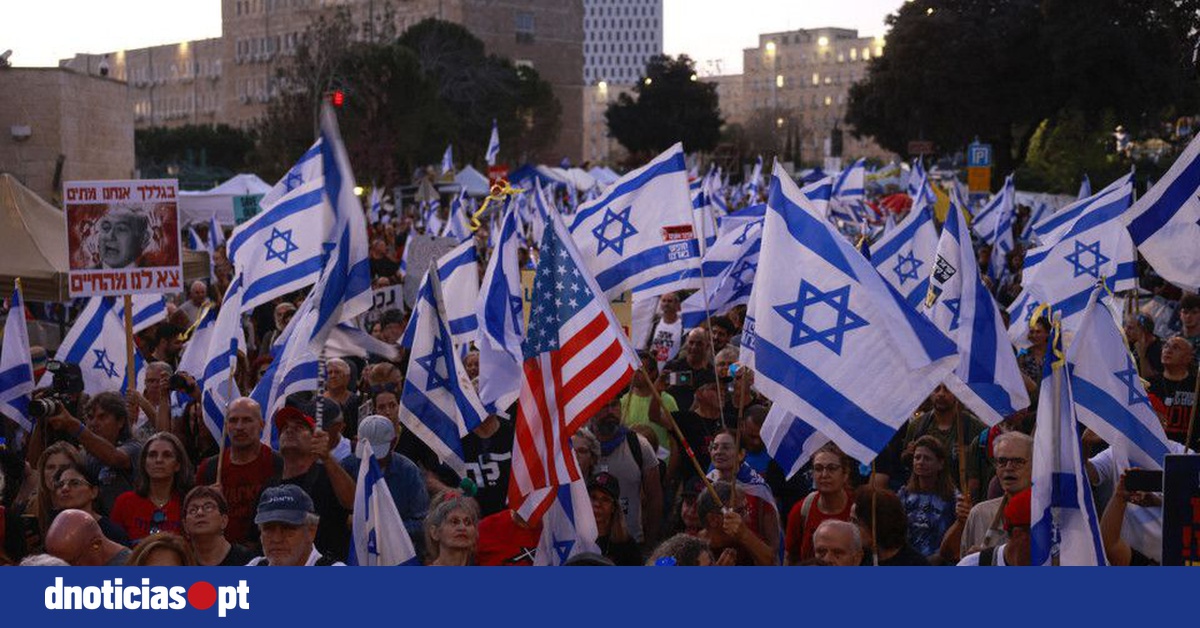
{"left": 329, "top": 89, "right": 345, "bottom": 107}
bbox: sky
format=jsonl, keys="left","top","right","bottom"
{"left": 2, "top": 0, "right": 904, "bottom": 72}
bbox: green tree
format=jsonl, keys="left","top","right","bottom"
{"left": 606, "top": 55, "right": 723, "bottom": 160}
{"left": 135, "top": 124, "right": 255, "bottom": 189}
{"left": 846, "top": 0, "right": 1200, "bottom": 180}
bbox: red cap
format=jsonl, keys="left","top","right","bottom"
{"left": 1004, "top": 488, "right": 1031, "bottom": 530}
{"left": 273, "top": 406, "right": 315, "bottom": 431}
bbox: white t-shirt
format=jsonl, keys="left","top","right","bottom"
{"left": 957, "top": 544, "right": 1008, "bottom": 566}
{"left": 1088, "top": 443, "right": 1185, "bottom": 564}
{"left": 649, "top": 318, "right": 683, "bottom": 370}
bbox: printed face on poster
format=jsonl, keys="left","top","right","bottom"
{"left": 64, "top": 179, "right": 182, "bottom": 297}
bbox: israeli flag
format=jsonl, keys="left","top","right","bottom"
{"left": 441, "top": 144, "right": 454, "bottom": 175}
{"left": 1005, "top": 283, "right": 1049, "bottom": 350}
{"left": 399, "top": 265, "right": 488, "bottom": 477}
{"left": 201, "top": 275, "right": 246, "bottom": 443}
{"left": 349, "top": 440, "right": 419, "bottom": 566}
{"left": 745, "top": 155, "right": 764, "bottom": 202}
{"left": 970, "top": 174, "right": 1014, "bottom": 240}
{"left": 446, "top": 189, "right": 474, "bottom": 243}
{"left": 870, "top": 197, "right": 938, "bottom": 308}
{"left": 718, "top": 203, "right": 766, "bottom": 238}
{"left": 228, "top": 144, "right": 333, "bottom": 313}
{"left": 176, "top": 305, "right": 216, "bottom": 379}
{"left": 1032, "top": 172, "right": 1132, "bottom": 241}
{"left": 568, "top": 143, "right": 701, "bottom": 300}
{"left": 186, "top": 226, "right": 207, "bottom": 251}
{"left": 401, "top": 240, "right": 481, "bottom": 349}
{"left": 1066, "top": 288, "right": 1171, "bottom": 471}
{"left": 49, "top": 297, "right": 145, "bottom": 396}
{"left": 533, "top": 480, "right": 601, "bottom": 566}
{"left": 760, "top": 404, "right": 830, "bottom": 479}
{"left": 1078, "top": 174, "right": 1091, "bottom": 200}
{"left": 1019, "top": 196, "right": 1052, "bottom": 242}
{"left": 486, "top": 119, "right": 500, "bottom": 167}
{"left": 680, "top": 221, "right": 762, "bottom": 330}
{"left": 691, "top": 170, "right": 721, "bottom": 252}
{"left": 1030, "top": 324, "right": 1107, "bottom": 566}
{"left": 249, "top": 298, "right": 318, "bottom": 440}
{"left": 1123, "top": 133, "right": 1200, "bottom": 291}
{"left": 476, "top": 201, "right": 525, "bottom": 416}
{"left": 925, "top": 201, "right": 1030, "bottom": 426}
{"left": 741, "top": 164, "right": 958, "bottom": 464}
{"left": 832, "top": 158, "right": 866, "bottom": 202}
{"left": 208, "top": 216, "right": 226, "bottom": 250}
{"left": 1022, "top": 177, "right": 1136, "bottom": 332}
{"left": 117, "top": 294, "right": 167, "bottom": 335}
{"left": 367, "top": 187, "right": 383, "bottom": 225}
{"left": 306, "top": 103, "right": 374, "bottom": 350}
{"left": 424, "top": 199, "right": 445, "bottom": 240}
{"left": 1, "top": 284, "right": 34, "bottom": 431}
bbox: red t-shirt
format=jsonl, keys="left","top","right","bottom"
{"left": 110, "top": 492, "right": 183, "bottom": 541}
{"left": 785, "top": 489, "right": 854, "bottom": 563}
{"left": 196, "top": 444, "right": 282, "bottom": 545}
{"left": 475, "top": 510, "right": 543, "bottom": 566}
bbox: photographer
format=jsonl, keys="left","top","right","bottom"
{"left": 36, "top": 391, "right": 141, "bottom": 515}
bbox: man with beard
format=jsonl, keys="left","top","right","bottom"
{"left": 902, "top": 384, "right": 986, "bottom": 492}
{"left": 588, "top": 398, "right": 662, "bottom": 546}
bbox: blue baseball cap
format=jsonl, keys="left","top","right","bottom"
{"left": 254, "top": 485, "right": 315, "bottom": 526}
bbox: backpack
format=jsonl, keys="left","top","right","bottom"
{"left": 978, "top": 546, "right": 998, "bottom": 567}
{"left": 626, "top": 430, "right": 644, "bottom": 472}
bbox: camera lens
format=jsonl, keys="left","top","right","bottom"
{"left": 28, "top": 398, "right": 59, "bottom": 420}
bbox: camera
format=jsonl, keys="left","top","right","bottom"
{"left": 668, "top": 370, "right": 693, "bottom": 386}
{"left": 169, "top": 373, "right": 194, "bottom": 392}
{"left": 28, "top": 360, "right": 85, "bottom": 420}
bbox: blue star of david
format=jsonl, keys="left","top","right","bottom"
{"left": 892, "top": 249, "right": 923, "bottom": 286}
{"left": 733, "top": 222, "right": 755, "bottom": 245}
{"left": 944, "top": 298, "right": 962, "bottom": 332}
{"left": 730, "top": 260, "right": 757, "bottom": 293}
{"left": 284, "top": 169, "right": 304, "bottom": 192}
{"left": 415, "top": 334, "right": 452, "bottom": 391}
{"left": 773, "top": 281, "right": 869, "bottom": 354}
{"left": 592, "top": 207, "right": 638, "bottom": 256}
{"left": 264, "top": 227, "right": 300, "bottom": 264}
{"left": 508, "top": 294, "right": 525, "bottom": 335}
{"left": 553, "top": 539, "right": 575, "bottom": 564}
{"left": 1114, "top": 359, "right": 1151, "bottom": 408}
{"left": 92, "top": 348, "right": 118, "bottom": 379}
{"left": 1064, "top": 240, "right": 1109, "bottom": 279}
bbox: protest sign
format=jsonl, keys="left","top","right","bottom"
{"left": 64, "top": 179, "right": 182, "bottom": 297}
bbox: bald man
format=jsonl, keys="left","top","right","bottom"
{"left": 195, "top": 397, "right": 284, "bottom": 546}
{"left": 46, "top": 510, "right": 132, "bottom": 566}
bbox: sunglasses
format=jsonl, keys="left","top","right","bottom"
{"left": 149, "top": 509, "right": 167, "bottom": 535}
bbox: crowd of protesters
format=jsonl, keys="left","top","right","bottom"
{"left": 0, "top": 179, "right": 1197, "bottom": 568}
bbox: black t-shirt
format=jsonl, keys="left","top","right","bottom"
{"left": 459, "top": 420, "right": 515, "bottom": 518}
{"left": 1148, "top": 373, "right": 1198, "bottom": 449}
{"left": 597, "top": 535, "right": 644, "bottom": 566}
{"left": 661, "top": 358, "right": 717, "bottom": 411}
{"left": 863, "top": 544, "right": 931, "bottom": 566}
{"left": 272, "top": 463, "right": 351, "bottom": 562}
{"left": 370, "top": 256, "right": 400, "bottom": 280}
{"left": 217, "top": 543, "right": 258, "bottom": 567}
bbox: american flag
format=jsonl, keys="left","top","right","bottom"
{"left": 508, "top": 206, "right": 638, "bottom": 523}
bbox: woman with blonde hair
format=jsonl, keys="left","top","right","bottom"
{"left": 126, "top": 532, "right": 196, "bottom": 566}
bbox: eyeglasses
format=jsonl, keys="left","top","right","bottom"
{"left": 54, "top": 478, "right": 90, "bottom": 490}
{"left": 812, "top": 464, "right": 843, "bottom": 475}
{"left": 995, "top": 457, "right": 1028, "bottom": 469}
{"left": 186, "top": 502, "right": 220, "bottom": 516}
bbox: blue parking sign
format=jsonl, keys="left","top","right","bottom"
{"left": 967, "top": 142, "right": 992, "bottom": 168}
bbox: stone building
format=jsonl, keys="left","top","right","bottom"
{"left": 0, "top": 68, "right": 134, "bottom": 203}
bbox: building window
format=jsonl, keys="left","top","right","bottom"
{"left": 812, "top": 73, "right": 819, "bottom": 86}
{"left": 516, "top": 11, "right": 535, "bottom": 44}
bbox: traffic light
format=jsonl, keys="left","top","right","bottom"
{"left": 329, "top": 89, "right": 345, "bottom": 108}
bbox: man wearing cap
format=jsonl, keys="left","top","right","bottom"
{"left": 247, "top": 485, "right": 345, "bottom": 566}
{"left": 588, "top": 398, "right": 662, "bottom": 546}
{"left": 267, "top": 406, "right": 356, "bottom": 562}
{"left": 195, "top": 397, "right": 283, "bottom": 547}
{"left": 957, "top": 488, "right": 1031, "bottom": 566}
{"left": 340, "top": 415, "right": 429, "bottom": 544}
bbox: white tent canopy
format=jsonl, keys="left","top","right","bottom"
{"left": 455, "top": 165, "right": 491, "bottom": 197}
{"left": 178, "top": 173, "right": 272, "bottom": 226}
